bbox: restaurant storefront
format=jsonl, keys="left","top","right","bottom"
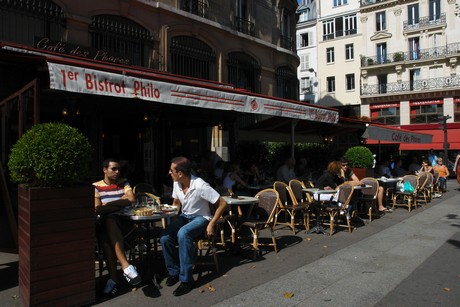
{"left": 0, "top": 42, "right": 340, "bottom": 192}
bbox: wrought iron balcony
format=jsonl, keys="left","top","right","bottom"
{"left": 360, "top": 0, "right": 390, "bottom": 7}
{"left": 234, "top": 16, "right": 255, "bottom": 37}
{"left": 403, "top": 13, "right": 446, "bottom": 32}
{"left": 179, "top": 0, "right": 208, "bottom": 18}
{"left": 361, "top": 42, "right": 460, "bottom": 67}
{"left": 361, "top": 75, "right": 460, "bottom": 96}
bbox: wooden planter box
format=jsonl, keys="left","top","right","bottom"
{"left": 18, "top": 185, "right": 95, "bottom": 307}
{"left": 351, "top": 168, "right": 374, "bottom": 180}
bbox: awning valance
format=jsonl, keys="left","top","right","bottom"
{"left": 362, "top": 124, "right": 433, "bottom": 144}
{"left": 1, "top": 43, "right": 339, "bottom": 125}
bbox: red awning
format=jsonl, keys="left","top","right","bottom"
{"left": 399, "top": 128, "right": 460, "bottom": 150}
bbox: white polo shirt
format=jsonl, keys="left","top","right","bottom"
{"left": 172, "top": 175, "right": 220, "bottom": 221}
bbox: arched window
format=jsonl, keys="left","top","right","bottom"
{"left": 0, "top": 0, "right": 66, "bottom": 45}
{"left": 90, "top": 15, "right": 154, "bottom": 68}
{"left": 170, "top": 36, "right": 215, "bottom": 80}
{"left": 227, "top": 52, "right": 260, "bottom": 93}
{"left": 275, "top": 66, "right": 298, "bottom": 100}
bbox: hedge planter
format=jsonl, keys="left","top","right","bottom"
{"left": 18, "top": 185, "right": 95, "bottom": 306}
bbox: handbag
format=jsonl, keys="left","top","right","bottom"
{"left": 403, "top": 181, "right": 414, "bottom": 193}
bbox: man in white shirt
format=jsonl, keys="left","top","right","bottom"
{"left": 160, "top": 156, "right": 227, "bottom": 296}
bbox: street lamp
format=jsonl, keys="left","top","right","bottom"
{"left": 441, "top": 115, "right": 452, "bottom": 161}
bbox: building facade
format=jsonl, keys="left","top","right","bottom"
{"left": 1, "top": 0, "right": 342, "bottom": 190}
{"left": 296, "top": 0, "right": 460, "bottom": 153}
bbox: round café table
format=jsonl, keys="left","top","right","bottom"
{"left": 302, "top": 189, "right": 337, "bottom": 235}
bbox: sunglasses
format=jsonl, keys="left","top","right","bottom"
{"left": 110, "top": 167, "right": 120, "bottom": 171}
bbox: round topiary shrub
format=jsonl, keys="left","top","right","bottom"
{"left": 8, "top": 122, "right": 93, "bottom": 187}
{"left": 344, "top": 146, "right": 374, "bottom": 168}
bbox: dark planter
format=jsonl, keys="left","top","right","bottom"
{"left": 351, "top": 168, "right": 374, "bottom": 180}
{"left": 18, "top": 185, "right": 95, "bottom": 306}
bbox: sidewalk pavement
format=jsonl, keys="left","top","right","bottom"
{"left": 1, "top": 181, "right": 459, "bottom": 306}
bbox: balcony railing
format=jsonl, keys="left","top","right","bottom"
{"left": 360, "top": 0, "right": 389, "bottom": 7}
{"left": 403, "top": 13, "right": 446, "bottom": 32}
{"left": 361, "top": 42, "right": 460, "bottom": 67}
{"left": 179, "top": 0, "right": 208, "bottom": 18}
{"left": 361, "top": 75, "right": 460, "bottom": 96}
{"left": 234, "top": 16, "right": 255, "bottom": 37}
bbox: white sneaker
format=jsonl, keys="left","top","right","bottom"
{"left": 123, "top": 265, "right": 141, "bottom": 286}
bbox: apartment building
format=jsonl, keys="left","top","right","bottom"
{"left": 297, "top": 0, "right": 460, "bottom": 152}
{"left": 360, "top": 0, "right": 460, "bottom": 151}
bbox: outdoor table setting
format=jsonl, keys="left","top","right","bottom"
{"left": 117, "top": 203, "right": 178, "bottom": 287}
{"left": 377, "top": 177, "right": 402, "bottom": 205}
{"left": 222, "top": 195, "right": 259, "bottom": 218}
{"left": 302, "top": 188, "right": 337, "bottom": 235}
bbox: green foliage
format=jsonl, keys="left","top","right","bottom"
{"left": 344, "top": 146, "right": 374, "bottom": 168}
{"left": 8, "top": 123, "right": 93, "bottom": 187}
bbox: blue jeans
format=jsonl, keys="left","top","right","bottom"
{"left": 160, "top": 214, "right": 209, "bottom": 282}
{"left": 438, "top": 177, "right": 447, "bottom": 192}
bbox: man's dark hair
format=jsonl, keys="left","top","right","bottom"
{"left": 340, "top": 157, "right": 349, "bottom": 164}
{"left": 171, "top": 156, "right": 192, "bottom": 176}
{"left": 102, "top": 158, "right": 119, "bottom": 168}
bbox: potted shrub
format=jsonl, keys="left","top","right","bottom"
{"left": 343, "top": 146, "right": 374, "bottom": 179}
{"left": 393, "top": 52, "right": 404, "bottom": 62}
{"left": 8, "top": 122, "right": 95, "bottom": 306}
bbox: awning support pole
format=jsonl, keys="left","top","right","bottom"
{"left": 291, "top": 120, "right": 298, "bottom": 158}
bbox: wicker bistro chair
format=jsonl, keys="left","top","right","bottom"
{"left": 323, "top": 182, "right": 355, "bottom": 236}
{"left": 392, "top": 175, "right": 419, "bottom": 212}
{"left": 238, "top": 188, "right": 279, "bottom": 259}
{"left": 354, "top": 177, "right": 379, "bottom": 223}
{"left": 423, "top": 172, "right": 434, "bottom": 201}
{"left": 273, "top": 181, "right": 308, "bottom": 234}
{"left": 414, "top": 172, "right": 429, "bottom": 208}
{"left": 288, "top": 179, "right": 311, "bottom": 231}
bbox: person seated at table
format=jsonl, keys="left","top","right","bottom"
{"left": 94, "top": 158, "right": 142, "bottom": 297}
{"left": 160, "top": 156, "right": 228, "bottom": 296}
{"left": 433, "top": 157, "right": 450, "bottom": 193}
{"left": 376, "top": 160, "right": 392, "bottom": 178}
{"left": 246, "top": 161, "right": 265, "bottom": 186}
{"left": 407, "top": 156, "right": 421, "bottom": 174}
{"left": 276, "top": 157, "right": 297, "bottom": 183}
{"left": 340, "top": 157, "right": 360, "bottom": 185}
{"left": 419, "top": 160, "right": 433, "bottom": 174}
{"left": 392, "top": 158, "right": 407, "bottom": 177}
{"left": 213, "top": 160, "right": 226, "bottom": 186}
{"left": 222, "top": 160, "right": 248, "bottom": 195}
{"left": 315, "top": 161, "right": 343, "bottom": 200}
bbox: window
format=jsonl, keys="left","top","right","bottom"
{"left": 179, "top": 0, "right": 208, "bottom": 18}
{"left": 333, "top": 0, "right": 348, "bottom": 7}
{"left": 323, "top": 14, "right": 356, "bottom": 40}
{"left": 378, "top": 74, "right": 387, "bottom": 94}
{"left": 299, "top": 33, "right": 311, "bottom": 48}
{"left": 410, "top": 101, "right": 443, "bottom": 124}
{"left": 227, "top": 52, "right": 261, "bottom": 93}
{"left": 90, "top": 15, "right": 155, "bottom": 68}
{"left": 344, "top": 15, "right": 357, "bottom": 35}
{"left": 326, "top": 47, "right": 335, "bottom": 63}
{"left": 275, "top": 66, "right": 298, "bottom": 100}
{"left": 280, "top": 8, "right": 293, "bottom": 50}
{"left": 345, "top": 44, "right": 354, "bottom": 60}
{"left": 429, "top": 0, "right": 441, "bottom": 21}
{"left": 301, "top": 77, "right": 311, "bottom": 92}
{"left": 376, "top": 43, "right": 387, "bottom": 64}
{"left": 371, "top": 104, "right": 400, "bottom": 125}
{"left": 0, "top": 0, "right": 66, "bottom": 46}
{"left": 234, "top": 0, "right": 254, "bottom": 36}
{"left": 410, "top": 68, "right": 421, "bottom": 90}
{"left": 346, "top": 74, "right": 355, "bottom": 91}
{"left": 300, "top": 54, "right": 310, "bottom": 71}
{"left": 170, "top": 36, "right": 216, "bottom": 80}
{"left": 327, "top": 76, "right": 335, "bottom": 93}
{"left": 408, "top": 37, "right": 420, "bottom": 60}
{"left": 407, "top": 4, "right": 419, "bottom": 27}
{"left": 323, "top": 20, "right": 334, "bottom": 40}
{"left": 376, "top": 11, "right": 386, "bottom": 31}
